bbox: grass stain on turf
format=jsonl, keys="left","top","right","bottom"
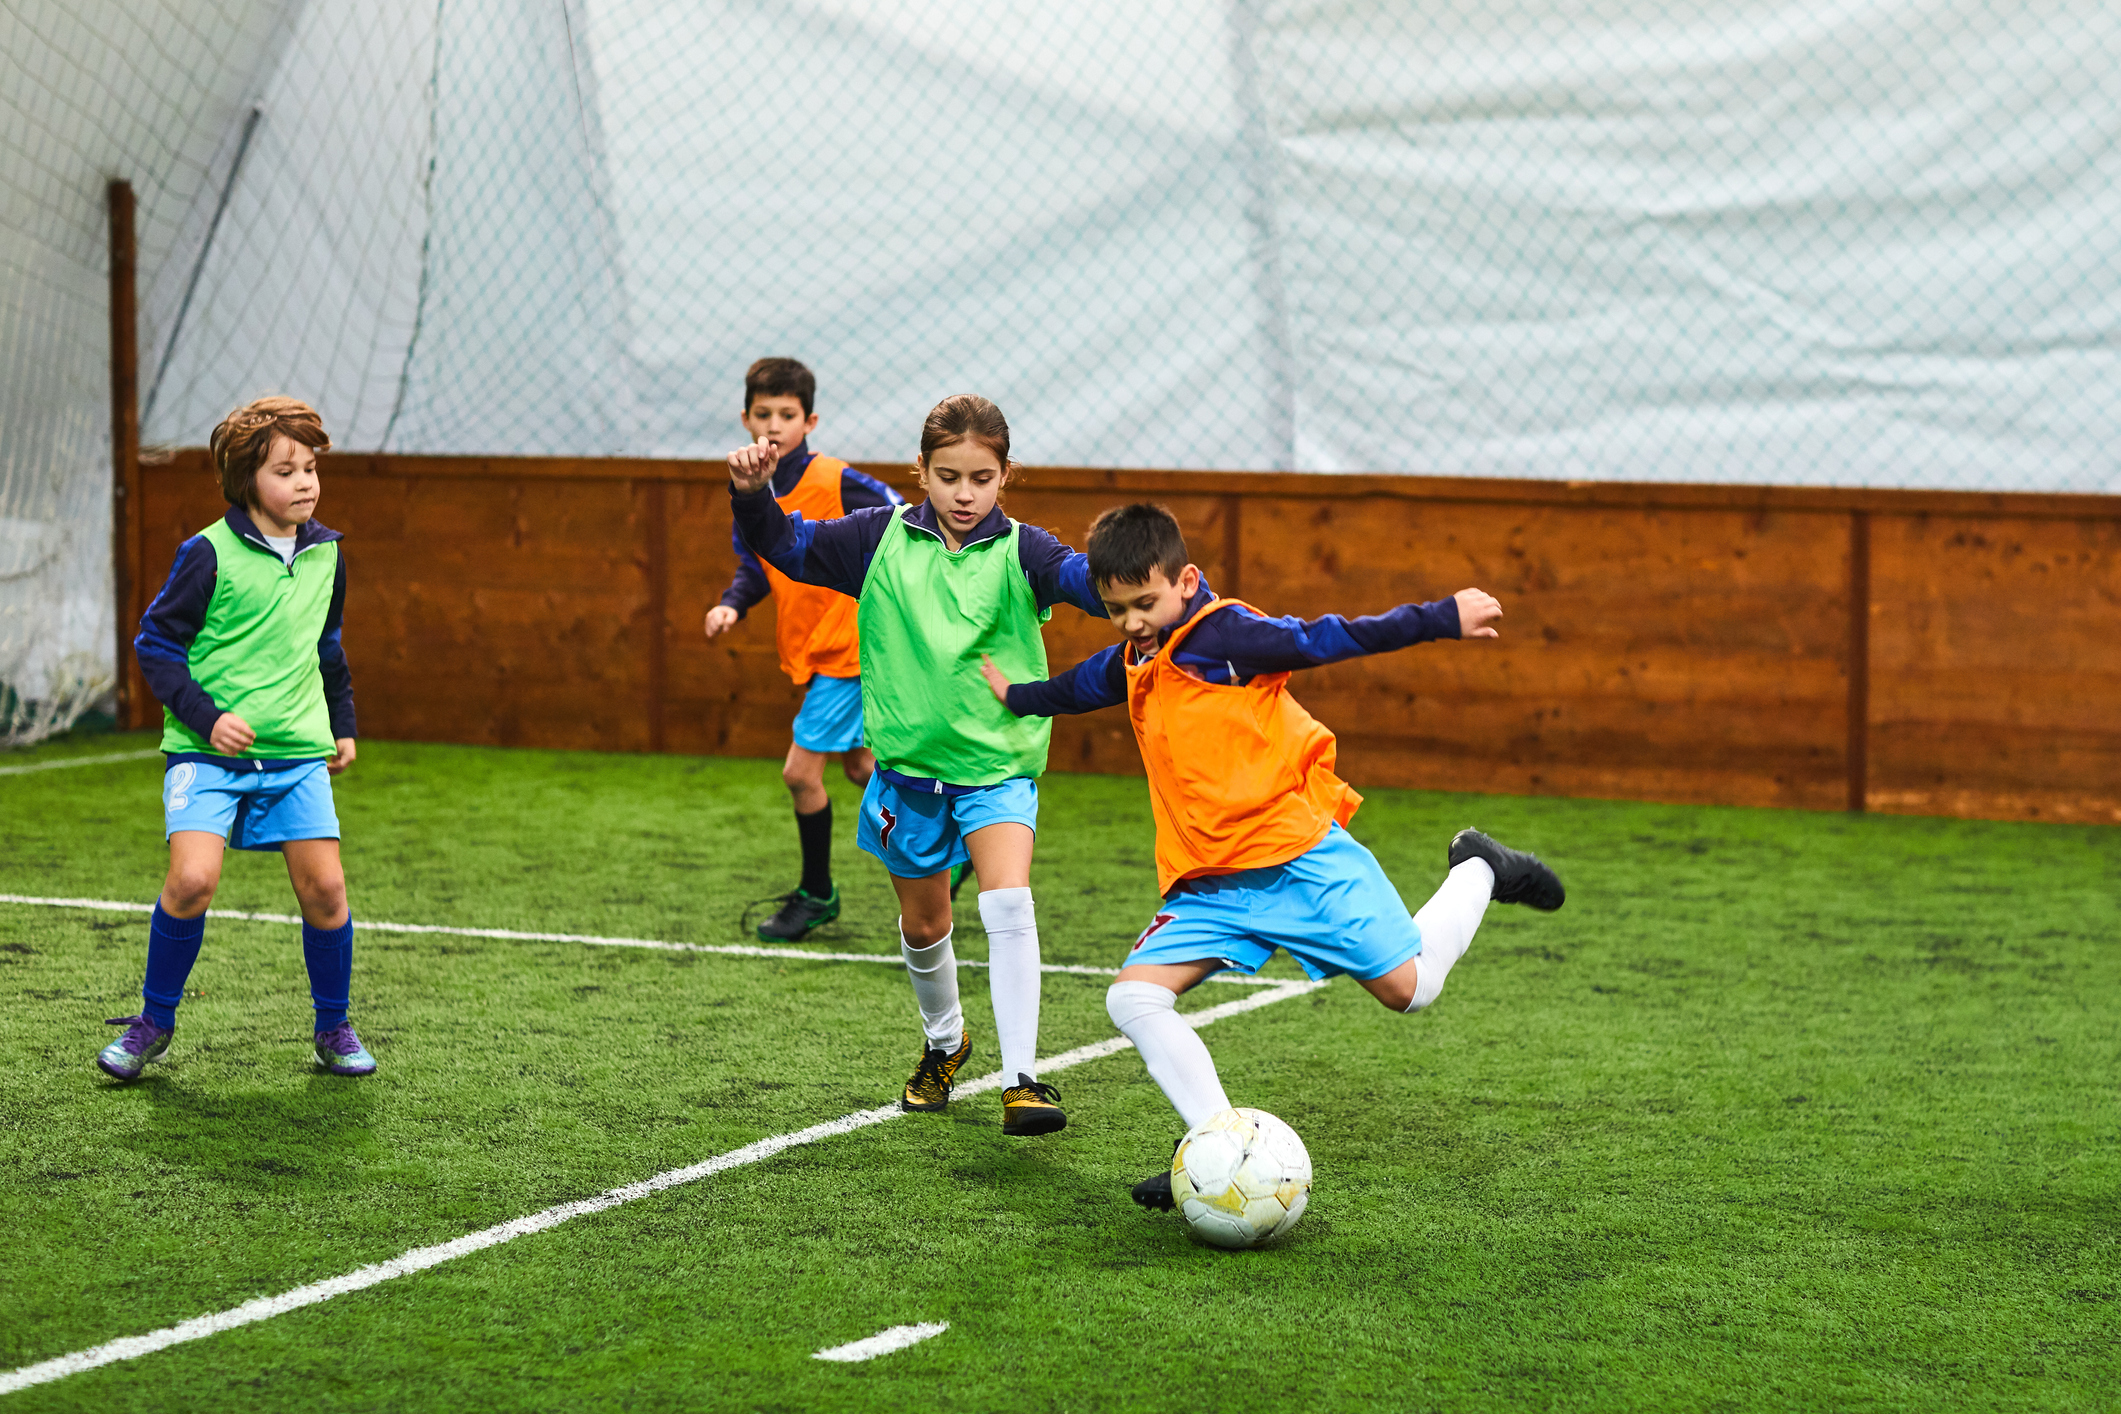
{"left": 1, "top": 731, "right": 2118, "bottom": 1411}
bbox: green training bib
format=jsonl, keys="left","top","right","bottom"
{"left": 856, "top": 505, "right": 1051, "bottom": 785}
{"left": 159, "top": 518, "right": 338, "bottom": 760}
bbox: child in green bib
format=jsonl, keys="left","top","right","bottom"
{"left": 729, "top": 394, "right": 1109, "bottom": 1136}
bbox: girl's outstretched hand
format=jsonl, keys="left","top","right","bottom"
{"left": 728, "top": 435, "right": 776, "bottom": 493}
{"left": 979, "top": 654, "right": 1014, "bottom": 704}
{"left": 1454, "top": 587, "right": 1502, "bottom": 639}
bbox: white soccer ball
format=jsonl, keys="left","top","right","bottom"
{"left": 1171, "top": 1107, "right": 1312, "bottom": 1249}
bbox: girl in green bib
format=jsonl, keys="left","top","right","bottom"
{"left": 729, "top": 395, "right": 1107, "bottom": 1136}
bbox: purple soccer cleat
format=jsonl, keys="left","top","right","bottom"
{"left": 313, "top": 1021, "right": 378, "bottom": 1077}
{"left": 96, "top": 1015, "right": 173, "bottom": 1081}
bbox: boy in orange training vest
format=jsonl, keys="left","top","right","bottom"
{"left": 705, "top": 358, "right": 903, "bottom": 939}
{"left": 979, "top": 503, "right": 1565, "bottom": 1211}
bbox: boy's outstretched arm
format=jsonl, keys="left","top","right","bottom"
{"left": 727, "top": 437, "right": 888, "bottom": 599}
{"left": 980, "top": 648, "right": 1128, "bottom": 717}
{"left": 1182, "top": 589, "right": 1501, "bottom": 678}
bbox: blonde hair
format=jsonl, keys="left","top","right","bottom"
{"left": 210, "top": 396, "right": 330, "bottom": 507}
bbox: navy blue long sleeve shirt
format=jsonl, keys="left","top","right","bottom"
{"left": 717, "top": 441, "right": 902, "bottom": 615}
{"left": 134, "top": 506, "right": 356, "bottom": 749}
{"left": 1003, "top": 580, "right": 1461, "bottom": 717}
{"left": 728, "top": 483, "right": 1107, "bottom": 619}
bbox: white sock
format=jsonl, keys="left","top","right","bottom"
{"left": 899, "top": 924, "right": 963, "bottom": 1051}
{"left": 1106, "top": 980, "right": 1230, "bottom": 1131}
{"left": 1406, "top": 858, "right": 1495, "bottom": 1012}
{"left": 978, "top": 887, "right": 1041, "bottom": 1083}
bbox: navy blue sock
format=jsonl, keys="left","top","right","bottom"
{"left": 302, "top": 915, "right": 354, "bottom": 1032}
{"left": 141, "top": 903, "right": 206, "bottom": 1030}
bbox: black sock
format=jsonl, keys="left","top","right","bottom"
{"left": 796, "top": 802, "right": 833, "bottom": 897}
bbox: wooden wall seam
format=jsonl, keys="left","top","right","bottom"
{"left": 1847, "top": 510, "right": 1870, "bottom": 813}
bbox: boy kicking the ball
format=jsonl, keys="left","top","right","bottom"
{"left": 703, "top": 358, "right": 904, "bottom": 940}
{"left": 979, "top": 503, "right": 1565, "bottom": 1209}
{"left": 100, "top": 398, "right": 372, "bottom": 1081}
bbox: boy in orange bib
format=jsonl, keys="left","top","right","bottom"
{"left": 705, "top": 359, "right": 903, "bottom": 939}
{"left": 979, "top": 503, "right": 1566, "bottom": 1212}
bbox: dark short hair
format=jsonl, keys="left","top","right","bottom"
{"left": 745, "top": 357, "right": 816, "bottom": 416}
{"left": 210, "top": 396, "right": 330, "bottom": 508}
{"left": 1087, "top": 503, "right": 1189, "bottom": 588}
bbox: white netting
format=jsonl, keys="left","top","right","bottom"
{"left": 7, "top": 0, "right": 2121, "bottom": 737}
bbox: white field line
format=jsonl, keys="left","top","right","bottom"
{"left": 813, "top": 1322, "right": 949, "bottom": 1363}
{"left": 0, "top": 976, "right": 1323, "bottom": 1395}
{"left": 0, "top": 894, "right": 1287, "bottom": 987}
{"left": 0, "top": 750, "right": 162, "bottom": 777}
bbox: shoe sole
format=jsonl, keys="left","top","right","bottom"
{"left": 316, "top": 1057, "right": 377, "bottom": 1076}
{"left": 1002, "top": 1109, "right": 1068, "bottom": 1137}
{"left": 94, "top": 1057, "right": 147, "bottom": 1081}
{"left": 900, "top": 1095, "right": 948, "bottom": 1112}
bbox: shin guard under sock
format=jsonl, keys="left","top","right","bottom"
{"left": 1106, "top": 980, "right": 1231, "bottom": 1130}
{"left": 900, "top": 924, "right": 964, "bottom": 1050}
{"left": 1406, "top": 859, "right": 1495, "bottom": 1012}
{"left": 141, "top": 902, "right": 206, "bottom": 1030}
{"left": 302, "top": 915, "right": 354, "bottom": 1031}
{"left": 796, "top": 802, "right": 833, "bottom": 898}
{"left": 978, "top": 887, "right": 1041, "bottom": 1083}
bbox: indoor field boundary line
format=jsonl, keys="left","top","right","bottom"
{"left": 0, "top": 978, "right": 1324, "bottom": 1395}
{"left": 0, "top": 895, "right": 1287, "bottom": 986}
{"left": 0, "top": 751, "right": 163, "bottom": 776}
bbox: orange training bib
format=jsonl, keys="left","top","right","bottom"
{"left": 762, "top": 455, "right": 864, "bottom": 684}
{"left": 1125, "top": 597, "right": 1360, "bottom": 896}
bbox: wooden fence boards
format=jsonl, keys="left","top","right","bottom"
{"left": 130, "top": 450, "right": 2121, "bottom": 825}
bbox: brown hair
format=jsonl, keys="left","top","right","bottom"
{"left": 210, "top": 397, "right": 330, "bottom": 508}
{"left": 1087, "top": 503, "right": 1189, "bottom": 587}
{"left": 745, "top": 357, "right": 816, "bottom": 416}
{"left": 917, "top": 394, "right": 1015, "bottom": 480}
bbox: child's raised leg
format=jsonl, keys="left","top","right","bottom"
{"left": 1360, "top": 828, "right": 1565, "bottom": 1013}
{"left": 284, "top": 837, "right": 374, "bottom": 1076}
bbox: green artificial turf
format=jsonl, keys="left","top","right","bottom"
{"left": 1, "top": 732, "right": 2116, "bottom": 1412}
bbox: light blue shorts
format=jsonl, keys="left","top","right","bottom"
{"left": 857, "top": 773, "right": 1038, "bottom": 879}
{"left": 792, "top": 673, "right": 865, "bottom": 754}
{"left": 1125, "top": 824, "right": 1422, "bottom": 982}
{"left": 163, "top": 757, "right": 340, "bottom": 852}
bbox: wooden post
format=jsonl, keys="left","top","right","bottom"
{"left": 641, "top": 479, "right": 669, "bottom": 752}
{"left": 108, "top": 180, "right": 142, "bottom": 727}
{"left": 1846, "top": 510, "right": 1870, "bottom": 812}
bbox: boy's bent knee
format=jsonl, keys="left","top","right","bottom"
{"left": 1106, "top": 978, "right": 1179, "bottom": 1030}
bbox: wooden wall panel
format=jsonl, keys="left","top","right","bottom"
{"left": 1869, "top": 514, "right": 2121, "bottom": 823}
{"left": 127, "top": 450, "right": 2121, "bottom": 826}
{"left": 1233, "top": 497, "right": 1853, "bottom": 809}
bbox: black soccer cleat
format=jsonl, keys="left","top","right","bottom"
{"left": 901, "top": 1031, "right": 973, "bottom": 1112}
{"left": 1130, "top": 1136, "right": 1184, "bottom": 1212}
{"left": 1448, "top": 829, "right": 1566, "bottom": 911}
{"left": 1131, "top": 1169, "right": 1175, "bottom": 1212}
{"left": 756, "top": 885, "right": 840, "bottom": 941}
{"left": 1000, "top": 1074, "right": 1067, "bottom": 1136}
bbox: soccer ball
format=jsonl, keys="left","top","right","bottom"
{"left": 1171, "top": 1107, "right": 1311, "bottom": 1249}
